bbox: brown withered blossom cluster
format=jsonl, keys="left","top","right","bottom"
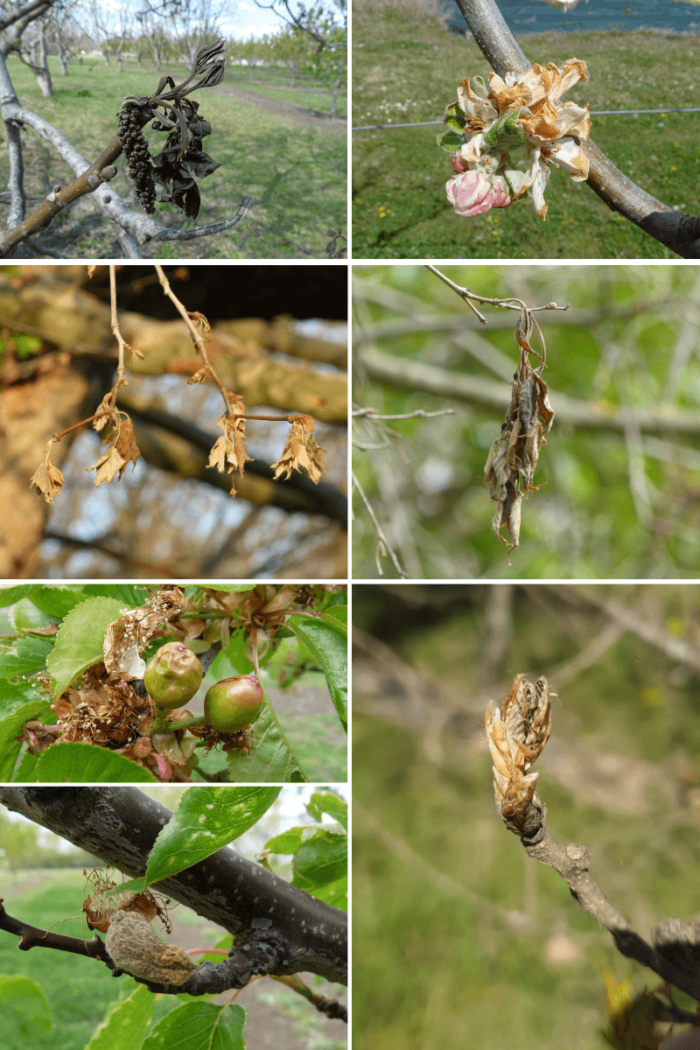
{"left": 116, "top": 39, "right": 226, "bottom": 220}
{"left": 83, "top": 866, "right": 172, "bottom": 935}
{"left": 485, "top": 675, "right": 552, "bottom": 839}
{"left": 19, "top": 585, "right": 338, "bottom": 781}
{"left": 29, "top": 266, "right": 327, "bottom": 506}
{"left": 483, "top": 315, "right": 554, "bottom": 559}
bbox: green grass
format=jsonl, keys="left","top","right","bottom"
{"left": 1, "top": 56, "right": 346, "bottom": 258}
{"left": 353, "top": 585, "right": 700, "bottom": 1050}
{"left": 352, "top": 17, "right": 699, "bottom": 258}
{"left": 229, "top": 80, "right": 347, "bottom": 118}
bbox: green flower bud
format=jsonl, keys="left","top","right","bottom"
{"left": 144, "top": 643, "right": 203, "bottom": 709}
{"left": 204, "top": 675, "right": 264, "bottom": 732}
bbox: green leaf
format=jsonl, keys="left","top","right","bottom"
{"left": 307, "top": 790, "right": 347, "bottom": 830}
{"left": 0, "top": 680, "right": 52, "bottom": 781}
{"left": 81, "top": 585, "right": 151, "bottom": 606}
{"left": 28, "top": 586, "right": 90, "bottom": 619}
{"left": 0, "top": 636, "right": 53, "bottom": 677}
{"left": 10, "top": 598, "right": 54, "bottom": 632}
{"left": 287, "top": 617, "right": 347, "bottom": 729}
{"left": 443, "top": 101, "right": 466, "bottom": 133}
{"left": 227, "top": 702, "right": 307, "bottom": 783}
{"left": 292, "top": 828, "right": 347, "bottom": 891}
{"left": 12, "top": 749, "right": 39, "bottom": 782}
{"left": 33, "top": 743, "right": 158, "bottom": 783}
{"left": 264, "top": 827, "right": 305, "bottom": 854}
{"left": 143, "top": 786, "right": 280, "bottom": 886}
{"left": 483, "top": 109, "right": 526, "bottom": 152}
{"left": 86, "top": 984, "right": 154, "bottom": 1050}
{"left": 437, "top": 129, "right": 463, "bottom": 153}
{"left": 323, "top": 604, "right": 347, "bottom": 626}
{"left": 0, "top": 974, "right": 52, "bottom": 1038}
{"left": 47, "top": 597, "right": 127, "bottom": 698}
{"left": 195, "top": 585, "right": 257, "bottom": 594}
{"left": 0, "top": 585, "right": 33, "bottom": 608}
{"left": 141, "top": 1001, "right": 245, "bottom": 1050}
{"left": 310, "top": 872, "right": 347, "bottom": 911}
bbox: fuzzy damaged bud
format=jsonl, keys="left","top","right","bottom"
{"left": 144, "top": 642, "right": 203, "bottom": 709}
{"left": 204, "top": 675, "right": 264, "bottom": 732}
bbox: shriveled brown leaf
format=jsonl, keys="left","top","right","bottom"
{"left": 208, "top": 398, "right": 252, "bottom": 497}
{"left": 208, "top": 434, "right": 228, "bottom": 472}
{"left": 30, "top": 460, "right": 65, "bottom": 504}
{"left": 114, "top": 417, "right": 141, "bottom": 478}
{"left": 93, "top": 394, "right": 118, "bottom": 433}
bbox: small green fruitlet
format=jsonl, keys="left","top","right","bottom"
{"left": 144, "top": 642, "right": 203, "bottom": 709}
{"left": 204, "top": 675, "right": 264, "bottom": 732}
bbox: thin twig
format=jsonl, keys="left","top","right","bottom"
{"left": 155, "top": 264, "right": 231, "bottom": 415}
{"left": 352, "top": 407, "right": 457, "bottom": 421}
{"left": 351, "top": 470, "right": 407, "bottom": 578}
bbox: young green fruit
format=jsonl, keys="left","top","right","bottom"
{"left": 204, "top": 675, "right": 264, "bottom": 732}
{"left": 144, "top": 643, "right": 203, "bottom": 709}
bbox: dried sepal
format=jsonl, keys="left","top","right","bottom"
{"left": 271, "top": 414, "right": 326, "bottom": 484}
{"left": 207, "top": 394, "right": 252, "bottom": 497}
{"left": 30, "top": 445, "right": 64, "bottom": 505}
{"left": 485, "top": 675, "right": 551, "bottom": 837}
{"left": 483, "top": 319, "right": 554, "bottom": 559}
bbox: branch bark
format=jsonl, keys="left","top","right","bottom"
{"left": 0, "top": 787, "right": 347, "bottom": 987}
{"left": 362, "top": 348, "right": 700, "bottom": 434}
{"left": 453, "top": 0, "right": 700, "bottom": 259}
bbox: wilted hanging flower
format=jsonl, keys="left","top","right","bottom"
{"left": 271, "top": 414, "right": 326, "bottom": 484}
{"left": 438, "top": 58, "right": 591, "bottom": 221}
{"left": 208, "top": 393, "right": 253, "bottom": 496}
{"left": 30, "top": 447, "right": 64, "bottom": 504}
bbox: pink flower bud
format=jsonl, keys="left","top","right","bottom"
{"left": 445, "top": 170, "right": 494, "bottom": 217}
{"left": 451, "top": 154, "right": 469, "bottom": 174}
{"left": 491, "top": 176, "right": 512, "bottom": 209}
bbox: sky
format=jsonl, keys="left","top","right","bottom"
{"left": 83, "top": 0, "right": 294, "bottom": 41}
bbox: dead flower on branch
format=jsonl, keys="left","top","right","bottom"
{"left": 116, "top": 39, "right": 226, "bottom": 220}
{"left": 29, "top": 266, "right": 326, "bottom": 505}
{"left": 484, "top": 675, "right": 551, "bottom": 838}
{"left": 483, "top": 310, "right": 555, "bottom": 560}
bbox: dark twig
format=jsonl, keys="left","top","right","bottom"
{"left": 0, "top": 900, "right": 113, "bottom": 965}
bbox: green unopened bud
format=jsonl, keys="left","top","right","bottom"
{"left": 144, "top": 643, "right": 203, "bottom": 709}
{"left": 204, "top": 675, "right": 264, "bottom": 732}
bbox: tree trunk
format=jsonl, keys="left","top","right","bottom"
{"left": 0, "top": 787, "right": 348, "bottom": 985}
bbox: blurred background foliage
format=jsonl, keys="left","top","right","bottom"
{"left": 353, "top": 582, "right": 700, "bottom": 1050}
{"left": 352, "top": 264, "right": 700, "bottom": 579}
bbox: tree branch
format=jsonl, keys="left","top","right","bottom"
{"left": 0, "top": 787, "right": 347, "bottom": 986}
{"left": 452, "top": 0, "right": 700, "bottom": 258}
{"left": 362, "top": 348, "right": 700, "bottom": 435}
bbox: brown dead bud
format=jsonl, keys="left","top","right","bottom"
{"left": 485, "top": 675, "right": 551, "bottom": 838}
{"left": 30, "top": 458, "right": 64, "bottom": 505}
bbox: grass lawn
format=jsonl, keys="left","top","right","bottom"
{"left": 230, "top": 80, "right": 347, "bottom": 118}
{"left": 0, "top": 56, "right": 346, "bottom": 259}
{"left": 352, "top": 14, "right": 700, "bottom": 258}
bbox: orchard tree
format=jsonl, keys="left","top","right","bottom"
{"left": 0, "top": 786, "right": 348, "bottom": 1046}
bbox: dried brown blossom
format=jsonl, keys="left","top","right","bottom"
{"left": 271, "top": 414, "right": 326, "bottom": 484}
{"left": 103, "top": 587, "right": 186, "bottom": 680}
{"left": 208, "top": 394, "right": 253, "bottom": 496}
{"left": 29, "top": 456, "right": 64, "bottom": 504}
{"left": 106, "top": 911, "right": 197, "bottom": 985}
{"left": 86, "top": 414, "right": 142, "bottom": 487}
{"left": 483, "top": 315, "right": 554, "bottom": 559}
{"left": 52, "top": 677, "right": 151, "bottom": 749}
{"left": 485, "top": 675, "right": 551, "bottom": 837}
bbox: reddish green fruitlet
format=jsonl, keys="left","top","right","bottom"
{"left": 204, "top": 675, "right": 264, "bottom": 732}
{"left": 144, "top": 643, "right": 203, "bottom": 709}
